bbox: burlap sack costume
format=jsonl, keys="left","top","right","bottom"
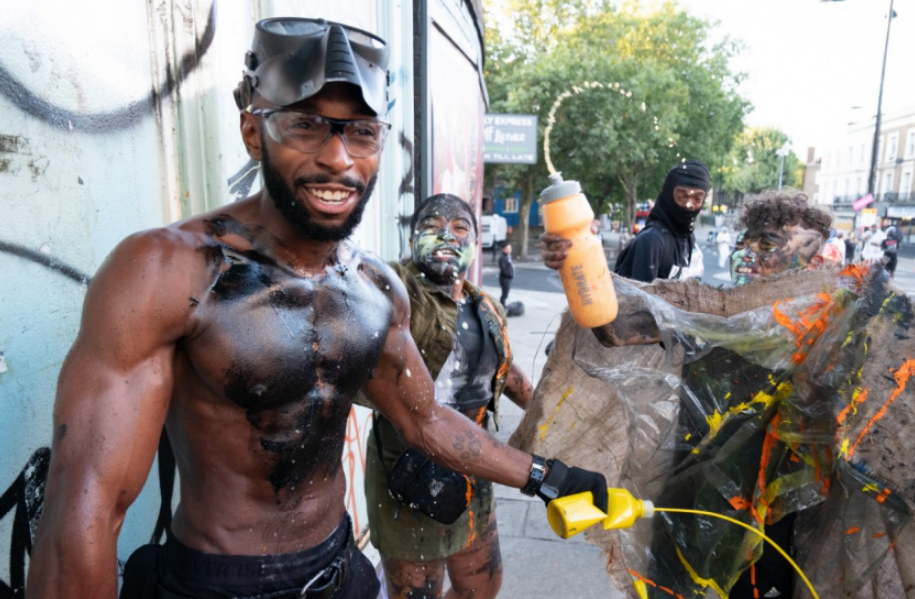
{"left": 511, "top": 267, "right": 915, "bottom": 598}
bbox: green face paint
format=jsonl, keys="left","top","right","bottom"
{"left": 730, "top": 225, "right": 824, "bottom": 286}
{"left": 411, "top": 202, "right": 477, "bottom": 284}
{"left": 729, "top": 231, "right": 751, "bottom": 286}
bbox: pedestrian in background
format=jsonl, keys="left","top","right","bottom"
{"left": 844, "top": 231, "right": 857, "bottom": 264}
{"left": 883, "top": 224, "right": 899, "bottom": 278}
{"left": 716, "top": 225, "right": 732, "bottom": 268}
{"left": 821, "top": 228, "right": 846, "bottom": 265}
{"left": 499, "top": 242, "right": 515, "bottom": 305}
{"left": 861, "top": 223, "right": 884, "bottom": 262}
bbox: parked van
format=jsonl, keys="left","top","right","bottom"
{"left": 482, "top": 214, "right": 508, "bottom": 249}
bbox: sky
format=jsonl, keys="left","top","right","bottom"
{"left": 672, "top": 0, "right": 915, "bottom": 156}
{"left": 487, "top": 0, "right": 915, "bottom": 158}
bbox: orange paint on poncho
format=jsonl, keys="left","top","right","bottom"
{"left": 837, "top": 388, "right": 870, "bottom": 425}
{"left": 847, "top": 359, "right": 915, "bottom": 459}
{"left": 772, "top": 293, "right": 835, "bottom": 364}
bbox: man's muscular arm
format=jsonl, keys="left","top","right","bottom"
{"left": 365, "top": 280, "right": 533, "bottom": 488}
{"left": 27, "top": 230, "right": 197, "bottom": 599}
{"left": 364, "top": 271, "right": 608, "bottom": 514}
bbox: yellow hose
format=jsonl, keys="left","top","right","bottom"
{"left": 546, "top": 491, "right": 819, "bottom": 598}
{"left": 655, "top": 507, "right": 819, "bottom": 599}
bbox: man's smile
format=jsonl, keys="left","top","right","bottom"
{"left": 735, "top": 264, "right": 758, "bottom": 277}
{"left": 432, "top": 246, "right": 460, "bottom": 259}
{"left": 301, "top": 184, "right": 358, "bottom": 215}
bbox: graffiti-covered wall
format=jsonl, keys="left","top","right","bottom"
{"left": 0, "top": 1, "right": 415, "bottom": 594}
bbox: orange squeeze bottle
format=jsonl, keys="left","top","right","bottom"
{"left": 541, "top": 173, "right": 618, "bottom": 328}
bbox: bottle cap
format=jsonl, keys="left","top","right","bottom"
{"left": 540, "top": 172, "right": 581, "bottom": 203}
{"left": 641, "top": 500, "right": 655, "bottom": 519}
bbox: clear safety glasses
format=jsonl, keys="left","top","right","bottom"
{"left": 251, "top": 108, "right": 391, "bottom": 158}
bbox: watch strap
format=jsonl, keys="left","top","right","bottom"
{"left": 536, "top": 458, "right": 570, "bottom": 502}
{"left": 521, "top": 454, "right": 547, "bottom": 496}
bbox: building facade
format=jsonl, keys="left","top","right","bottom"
{"left": 814, "top": 107, "right": 915, "bottom": 237}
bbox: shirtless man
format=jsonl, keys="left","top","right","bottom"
{"left": 26, "top": 18, "right": 606, "bottom": 599}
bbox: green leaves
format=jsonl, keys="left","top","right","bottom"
{"left": 723, "top": 127, "right": 801, "bottom": 196}
{"left": 485, "top": 0, "right": 749, "bottom": 223}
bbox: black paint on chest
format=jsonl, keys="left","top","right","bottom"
{"left": 196, "top": 217, "right": 392, "bottom": 493}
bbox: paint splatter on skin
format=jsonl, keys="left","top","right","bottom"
{"left": 412, "top": 200, "right": 477, "bottom": 286}
{"left": 462, "top": 517, "right": 503, "bottom": 581}
{"left": 383, "top": 559, "right": 446, "bottom": 599}
{"left": 381, "top": 516, "right": 503, "bottom": 599}
{"left": 188, "top": 215, "right": 393, "bottom": 494}
{"left": 730, "top": 225, "right": 824, "bottom": 285}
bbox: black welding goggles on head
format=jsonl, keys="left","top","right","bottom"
{"left": 236, "top": 17, "right": 390, "bottom": 117}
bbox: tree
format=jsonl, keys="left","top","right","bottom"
{"left": 485, "top": 0, "right": 749, "bottom": 259}
{"left": 484, "top": 0, "right": 610, "bottom": 259}
{"left": 722, "top": 127, "right": 802, "bottom": 199}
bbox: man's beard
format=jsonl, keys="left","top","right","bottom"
{"left": 260, "top": 143, "right": 377, "bottom": 242}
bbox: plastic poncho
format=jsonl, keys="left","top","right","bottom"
{"left": 512, "top": 265, "right": 915, "bottom": 598}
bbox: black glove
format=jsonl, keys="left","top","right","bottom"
{"left": 535, "top": 459, "right": 608, "bottom": 513}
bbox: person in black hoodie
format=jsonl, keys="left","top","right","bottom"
{"left": 614, "top": 159, "right": 710, "bottom": 282}
{"left": 882, "top": 224, "right": 899, "bottom": 278}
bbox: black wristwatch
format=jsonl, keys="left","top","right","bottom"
{"left": 521, "top": 454, "right": 547, "bottom": 496}
{"left": 536, "top": 458, "right": 568, "bottom": 502}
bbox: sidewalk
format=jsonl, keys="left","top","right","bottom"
{"left": 479, "top": 260, "right": 624, "bottom": 599}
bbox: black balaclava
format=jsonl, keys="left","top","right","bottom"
{"left": 648, "top": 159, "right": 711, "bottom": 238}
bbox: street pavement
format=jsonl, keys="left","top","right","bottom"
{"left": 481, "top": 251, "right": 622, "bottom": 599}
{"left": 477, "top": 224, "right": 915, "bottom": 599}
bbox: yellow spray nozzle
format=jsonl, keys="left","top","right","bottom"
{"left": 547, "top": 496, "right": 822, "bottom": 599}
{"left": 546, "top": 488, "right": 654, "bottom": 539}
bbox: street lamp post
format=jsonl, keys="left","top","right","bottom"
{"left": 867, "top": 0, "right": 897, "bottom": 198}
{"left": 776, "top": 142, "right": 791, "bottom": 190}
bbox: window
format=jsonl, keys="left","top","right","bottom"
{"left": 860, "top": 143, "right": 866, "bottom": 165}
{"left": 902, "top": 171, "right": 912, "bottom": 196}
{"left": 856, "top": 177, "right": 863, "bottom": 196}
{"left": 848, "top": 146, "right": 854, "bottom": 165}
{"left": 906, "top": 130, "right": 915, "bottom": 159}
{"left": 884, "top": 172, "right": 894, "bottom": 195}
{"left": 886, "top": 134, "right": 898, "bottom": 163}
{"left": 503, "top": 197, "right": 519, "bottom": 213}
{"left": 878, "top": 137, "right": 884, "bottom": 164}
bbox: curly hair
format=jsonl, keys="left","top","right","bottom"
{"left": 738, "top": 190, "right": 832, "bottom": 240}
